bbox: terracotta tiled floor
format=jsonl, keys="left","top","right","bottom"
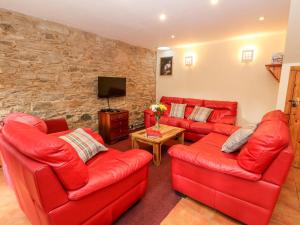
{"left": 0, "top": 167, "right": 300, "bottom": 225}
{"left": 162, "top": 167, "right": 300, "bottom": 225}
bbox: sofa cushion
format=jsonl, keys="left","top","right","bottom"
{"left": 2, "top": 121, "right": 89, "bottom": 190}
{"left": 197, "top": 132, "right": 229, "bottom": 148}
{"left": 222, "top": 125, "right": 257, "bottom": 153}
{"left": 203, "top": 100, "right": 237, "bottom": 123}
{"left": 160, "top": 96, "right": 184, "bottom": 116}
{"left": 168, "top": 144, "right": 260, "bottom": 180}
{"left": 261, "top": 110, "right": 288, "bottom": 124}
{"left": 159, "top": 116, "right": 169, "bottom": 125}
{"left": 189, "top": 122, "right": 214, "bottom": 135}
{"left": 166, "top": 118, "right": 193, "bottom": 129}
{"left": 68, "top": 149, "right": 152, "bottom": 200}
{"left": 188, "top": 106, "right": 213, "bottom": 122}
{"left": 183, "top": 98, "right": 204, "bottom": 118}
{"left": 59, "top": 128, "right": 108, "bottom": 163}
{"left": 238, "top": 120, "right": 289, "bottom": 174}
{"left": 4, "top": 112, "right": 47, "bottom": 133}
{"left": 169, "top": 103, "right": 187, "bottom": 118}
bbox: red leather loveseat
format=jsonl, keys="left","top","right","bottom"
{"left": 144, "top": 96, "right": 237, "bottom": 141}
{"left": 168, "top": 110, "right": 293, "bottom": 225}
{"left": 0, "top": 113, "right": 152, "bottom": 225}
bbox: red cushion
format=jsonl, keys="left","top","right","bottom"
{"left": 2, "top": 121, "right": 89, "bottom": 190}
{"left": 166, "top": 118, "right": 193, "bottom": 129}
{"left": 189, "top": 122, "right": 214, "bottom": 134}
{"left": 208, "top": 110, "right": 231, "bottom": 123}
{"left": 68, "top": 149, "right": 152, "bottom": 200}
{"left": 159, "top": 116, "right": 169, "bottom": 125}
{"left": 261, "top": 110, "right": 288, "bottom": 124}
{"left": 237, "top": 120, "right": 289, "bottom": 174}
{"left": 4, "top": 112, "right": 47, "bottom": 133}
{"left": 204, "top": 100, "right": 237, "bottom": 114}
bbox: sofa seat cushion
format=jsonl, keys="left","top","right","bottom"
{"left": 2, "top": 121, "right": 89, "bottom": 190}
{"left": 4, "top": 112, "right": 47, "bottom": 133}
{"left": 195, "top": 132, "right": 228, "bottom": 148}
{"left": 168, "top": 143, "right": 260, "bottom": 181}
{"left": 189, "top": 122, "right": 214, "bottom": 135}
{"left": 238, "top": 119, "right": 289, "bottom": 174}
{"left": 159, "top": 116, "right": 169, "bottom": 125}
{"left": 165, "top": 118, "right": 193, "bottom": 129}
{"left": 68, "top": 149, "right": 152, "bottom": 200}
{"left": 86, "top": 149, "right": 121, "bottom": 166}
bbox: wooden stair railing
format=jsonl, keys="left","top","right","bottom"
{"left": 265, "top": 64, "right": 282, "bottom": 82}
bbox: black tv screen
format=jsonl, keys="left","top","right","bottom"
{"left": 98, "top": 76, "right": 126, "bottom": 98}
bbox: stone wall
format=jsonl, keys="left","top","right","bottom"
{"left": 0, "top": 9, "right": 156, "bottom": 130}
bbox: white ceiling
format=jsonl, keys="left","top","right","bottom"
{"left": 0, "top": 0, "right": 290, "bottom": 49}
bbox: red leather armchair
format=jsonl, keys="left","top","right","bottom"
{"left": 0, "top": 113, "right": 152, "bottom": 225}
{"left": 144, "top": 96, "right": 238, "bottom": 141}
{"left": 168, "top": 110, "right": 293, "bottom": 225}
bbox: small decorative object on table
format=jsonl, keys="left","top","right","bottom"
{"left": 146, "top": 128, "right": 162, "bottom": 138}
{"left": 150, "top": 103, "right": 167, "bottom": 130}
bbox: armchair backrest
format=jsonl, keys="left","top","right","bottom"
{"left": 0, "top": 133, "right": 68, "bottom": 225}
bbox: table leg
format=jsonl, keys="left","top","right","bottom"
{"left": 131, "top": 137, "right": 139, "bottom": 149}
{"left": 178, "top": 132, "right": 184, "bottom": 144}
{"left": 153, "top": 143, "right": 161, "bottom": 166}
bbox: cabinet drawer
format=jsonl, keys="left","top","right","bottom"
{"left": 110, "top": 128, "right": 129, "bottom": 139}
{"left": 110, "top": 119, "right": 128, "bottom": 129}
{"left": 110, "top": 113, "right": 128, "bottom": 121}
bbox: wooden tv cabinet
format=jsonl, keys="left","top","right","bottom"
{"left": 98, "top": 110, "right": 129, "bottom": 144}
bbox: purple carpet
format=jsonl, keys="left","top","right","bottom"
{"left": 108, "top": 139, "right": 181, "bottom": 225}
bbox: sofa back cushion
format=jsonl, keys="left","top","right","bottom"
{"left": 261, "top": 110, "right": 288, "bottom": 124}
{"left": 2, "top": 121, "right": 89, "bottom": 190}
{"left": 183, "top": 98, "right": 204, "bottom": 118}
{"left": 4, "top": 112, "right": 47, "bottom": 133}
{"left": 237, "top": 119, "right": 289, "bottom": 174}
{"left": 160, "top": 96, "right": 184, "bottom": 116}
{"left": 204, "top": 100, "right": 237, "bottom": 123}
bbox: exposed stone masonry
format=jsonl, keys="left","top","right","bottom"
{"left": 0, "top": 9, "right": 156, "bottom": 130}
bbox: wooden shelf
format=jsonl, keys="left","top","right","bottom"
{"left": 265, "top": 64, "right": 282, "bottom": 82}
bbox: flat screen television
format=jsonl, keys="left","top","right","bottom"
{"left": 98, "top": 76, "right": 126, "bottom": 98}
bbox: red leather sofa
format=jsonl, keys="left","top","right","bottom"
{"left": 0, "top": 113, "right": 152, "bottom": 225}
{"left": 144, "top": 96, "right": 237, "bottom": 141}
{"left": 168, "top": 110, "right": 293, "bottom": 225}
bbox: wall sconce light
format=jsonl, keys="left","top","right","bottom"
{"left": 241, "top": 49, "right": 254, "bottom": 62}
{"left": 185, "top": 56, "right": 193, "bottom": 66}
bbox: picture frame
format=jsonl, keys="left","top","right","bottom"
{"left": 160, "top": 56, "right": 173, "bottom": 75}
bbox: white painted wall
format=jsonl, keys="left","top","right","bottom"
{"left": 156, "top": 32, "right": 286, "bottom": 125}
{"left": 276, "top": 0, "right": 300, "bottom": 110}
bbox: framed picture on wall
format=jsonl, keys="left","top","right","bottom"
{"left": 160, "top": 56, "right": 173, "bottom": 75}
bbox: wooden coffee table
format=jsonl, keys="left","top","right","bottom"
{"left": 130, "top": 125, "right": 185, "bottom": 166}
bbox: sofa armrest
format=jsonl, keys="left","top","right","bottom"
{"left": 44, "top": 118, "right": 69, "bottom": 134}
{"left": 168, "top": 144, "right": 261, "bottom": 181}
{"left": 68, "top": 149, "right": 152, "bottom": 200}
{"left": 218, "top": 115, "right": 236, "bottom": 125}
{"left": 144, "top": 109, "right": 154, "bottom": 116}
{"left": 212, "top": 123, "right": 239, "bottom": 136}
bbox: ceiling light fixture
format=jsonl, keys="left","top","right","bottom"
{"left": 210, "top": 0, "right": 219, "bottom": 5}
{"left": 159, "top": 14, "right": 167, "bottom": 21}
{"left": 259, "top": 16, "right": 265, "bottom": 21}
{"left": 171, "top": 35, "right": 175, "bottom": 39}
{"left": 157, "top": 46, "right": 170, "bottom": 51}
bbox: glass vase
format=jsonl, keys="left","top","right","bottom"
{"left": 154, "top": 115, "right": 160, "bottom": 130}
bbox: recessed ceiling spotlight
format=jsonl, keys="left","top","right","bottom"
{"left": 171, "top": 35, "right": 175, "bottom": 39}
{"left": 259, "top": 16, "right": 265, "bottom": 21}
{"left": 211, "top": 0, "right": 219, "bottom": 5}
{"left": 157, "top": 46, "right": 170, "bottom": 51}
{"left": 159, "top": 14, "right": 167, "bottom": 21}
